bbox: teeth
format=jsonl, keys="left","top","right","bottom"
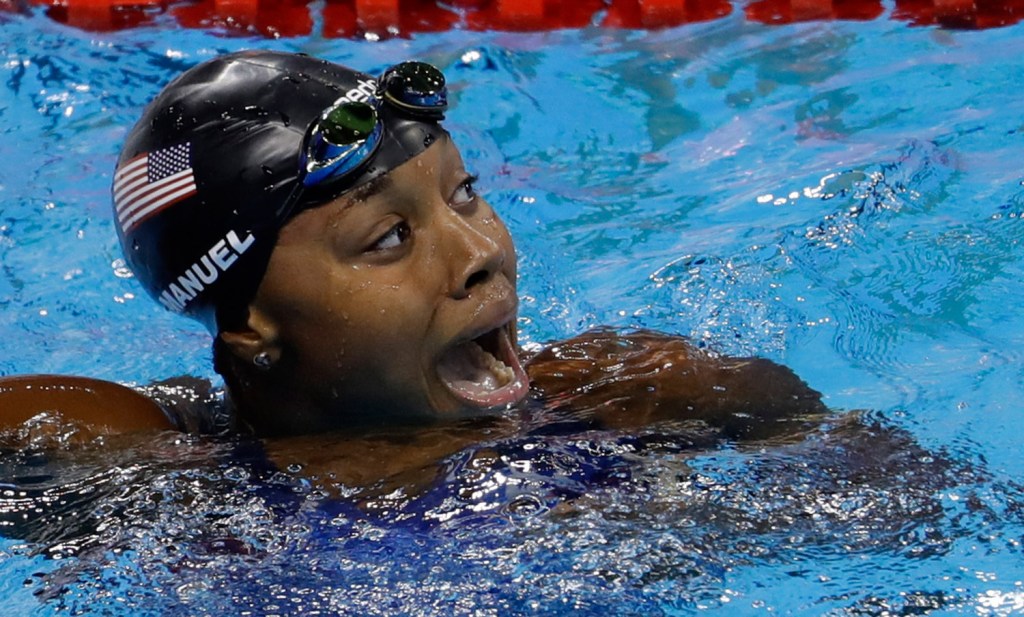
{"left": 437, "top": 334, "right": 518, "bottom": 399}
{"left": 469, "top": 342, "right": 514, "bottom": 387}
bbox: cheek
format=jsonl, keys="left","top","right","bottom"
{"left": 325, "top": 276, "right": 436, "bottom": 358}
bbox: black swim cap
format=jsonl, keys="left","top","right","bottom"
{"left": 113, "top": 50, "right": 447, "bottom": 333}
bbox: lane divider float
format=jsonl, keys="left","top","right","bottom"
{"left": 17, "top": 0, "right": 1019, "bottom": 38}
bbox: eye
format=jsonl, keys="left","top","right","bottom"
{"left": 451, "top": 174, "right": 479, "bottom": 208}
{"left": 369, "top": 221, "right": 410, "bottom": 252}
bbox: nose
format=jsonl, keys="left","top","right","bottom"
{"left": 444, "top": 214, "right": 505, "bottom": 300}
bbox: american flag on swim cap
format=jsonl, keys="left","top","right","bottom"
{"left": 113, "top": 142, "right": 197, "bottom": 234}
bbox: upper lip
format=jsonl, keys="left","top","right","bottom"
{"left": 444, "top": 281, "right": 517, "bottom": 350}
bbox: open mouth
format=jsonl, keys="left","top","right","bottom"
{"left": 436, "top": 323, "right": 530, "bottom": 409}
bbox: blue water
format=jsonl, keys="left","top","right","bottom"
{"left": 2, "top": 4, "right": 1024, "bottom": 615}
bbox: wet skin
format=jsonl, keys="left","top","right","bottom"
{"left": 240, "top": 136, "right": 827, "bottom": 481}
{"left": 223, "top": 136, "right": 530, "bottom": 435}
{"left": 0, "top": 375, "right": 172, "bottom": 435}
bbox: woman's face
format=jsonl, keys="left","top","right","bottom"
{"left": 245, "top": 136, "right": 528, "bottom": 426}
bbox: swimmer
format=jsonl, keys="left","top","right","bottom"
{"left": 0, "top": 51, "right": 824, "bottom": 451}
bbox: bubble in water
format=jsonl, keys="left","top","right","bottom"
{"left": 111, "top": 259, "right": 133, "bottom": 278}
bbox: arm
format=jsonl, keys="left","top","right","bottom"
{"left": 525, "top": 329, "right": 827, "bottom": 439}
{"left": 0, "top": 374, "right": 175, "bottom": 433}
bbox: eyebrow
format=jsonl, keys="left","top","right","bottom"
{"left": 346, "top": 174, "right": 393, "bottom": 205}
{"left": 322, "top": 174, "right": 394, "bottom": 228}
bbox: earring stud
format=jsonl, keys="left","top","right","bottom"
{"left": 253, "top": 351, "right": 273, "bottom": 370}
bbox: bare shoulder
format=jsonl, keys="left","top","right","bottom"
{"left": 524, "top": 328, "right": 827, "bottom": 439}
{"left": 0, "top": 374, "right": 175, "bottom": 433}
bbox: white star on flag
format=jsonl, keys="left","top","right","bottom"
{"left": 113, "top": 142, "right": 197, "bottom": 234}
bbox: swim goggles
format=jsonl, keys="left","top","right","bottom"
{"left": 297, "top": 61, "right": 448, "bottom": 192}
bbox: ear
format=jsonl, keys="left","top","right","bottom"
{"left": 218, "top": 306, "right": 280, "bottom": 365}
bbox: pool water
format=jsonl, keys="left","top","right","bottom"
{"left": 2, "top": 4, "right": 1024, "bottom": 615}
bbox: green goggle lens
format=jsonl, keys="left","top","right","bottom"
{"left": 321, "top": 103, "right": 377, "bottom": 145}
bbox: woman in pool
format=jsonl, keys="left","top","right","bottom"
{"left": 0, "top": 50, "right": 823, "bottom": 444}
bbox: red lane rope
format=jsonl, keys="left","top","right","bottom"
{"left": 12, "top": 0, "right": 1024, "bottom": 37}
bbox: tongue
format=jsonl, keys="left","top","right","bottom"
{"left": 437, "top": 339, "right": 514, "bottom": 398}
